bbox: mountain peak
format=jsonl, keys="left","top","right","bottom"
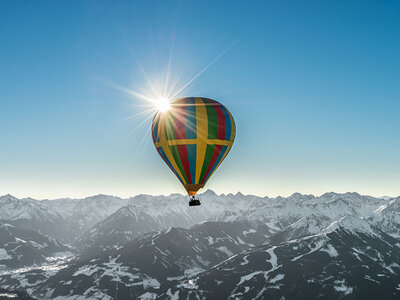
{"left": 115, "top": 205, "right": 135, "bottom": 215}
{"left": 84, "top": 194, "right": 122, "bottom": 201}
{"left": 287, "top": 213, "right": 330, "bottom": 231}
{"left": 0, "top": 194, "right": 18, "bottom": 201}
{"left": 288, "top": 193, "right": 315, "bottom": 201}
{"left": 320, "top": 192, "right": 340, "bottom": 199}
{"left": 323, "top": 215, "right": 375, "bottom": 236}
{"left": 379, "top": 195, "right": 394, "bottom": 200}
{"left": 344, "top": 192, "right": 362, "bottom": 197}
{"left": 374, "top": 197, "right": 400, "bottom": 213}
{"left": 201, "top": 189, "right": 217, "bottom": 197}
{"left": 113, "top": 205, "right": 148, "bottom": 218}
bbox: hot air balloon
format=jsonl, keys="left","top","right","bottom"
{"left": 151, "top": 97, "right": 236, "bottom": 206}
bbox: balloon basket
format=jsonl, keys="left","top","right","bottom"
{"left": 189, "top": 196, "right": 201, "bottom": 206}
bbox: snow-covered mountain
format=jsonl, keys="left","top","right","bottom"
{"left": 42, "top": 195, "right": 129, "bottom": 234}
{"left": 75, "top": 192, "right": 281, "bottom": 257}
{"left": 1, "top": 190, "right": 400, "bottom": 299}
{"left": 216, "top": 192, "right": 387, "bottom": 230}
{"left": 163, "top": 216, "right": 400, "bottom": 299}
{"left": 0, "top": 195, "right": 78, "bottom": 241}
{"left": 0, "top": 223, "right": 72, "bottom": 269}
{"left": 369, "top": 196, "right": 400, "bottom": 239}
{"left": 75, "top": 205, "right": 164, "bottom": 255}
{"left": 269, "top": 213, "right": 331, "bottom": 244}
{"left": 32, "top": 221, "right": 270, "bottom": 299}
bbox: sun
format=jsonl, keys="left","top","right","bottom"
{"left": 154, "top": 97, "right": 171, "bottom": 113}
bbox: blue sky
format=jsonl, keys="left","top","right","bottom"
{"left": 1, "top": 1, "right": 400, "bottom": 199}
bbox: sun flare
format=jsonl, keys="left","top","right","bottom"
{"left": 154, "top": 97, "right": 171, "bottom": 113}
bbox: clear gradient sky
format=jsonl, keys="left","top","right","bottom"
{"left": 1, "top": 1, "right": 400, "bottom": 199}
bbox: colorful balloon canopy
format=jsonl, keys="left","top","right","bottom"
{"left": 151, "top": 97, "right": 236, "bottom": 196}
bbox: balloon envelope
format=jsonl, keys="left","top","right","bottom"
{"left": 151, "top": 97, "right": 236, "bottom": 196}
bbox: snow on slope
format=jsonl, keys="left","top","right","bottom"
{"left": 0, "top": 195, "right": 62, "bottom": 222}
{"left": 161, "top": 214, "right": 400, "bottom": 300}
{"left": 369, "top": 197, "right": 400, "bottom": 238}
{"left": 43, "top": 195, "right": 129, "bottom": 233}
{"left": 0, "top": 195, "right": 77, "bottom": 241}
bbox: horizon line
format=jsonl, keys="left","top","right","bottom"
{"left": 0, "top": 190, "right": 398, "bottom": 201}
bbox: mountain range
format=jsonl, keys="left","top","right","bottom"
{"left": 1, "top": 191, "right": 400, "bottom": 299}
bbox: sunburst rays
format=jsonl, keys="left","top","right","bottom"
{"left": 102, "top": 32, "right": 244, "bottom": 152}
